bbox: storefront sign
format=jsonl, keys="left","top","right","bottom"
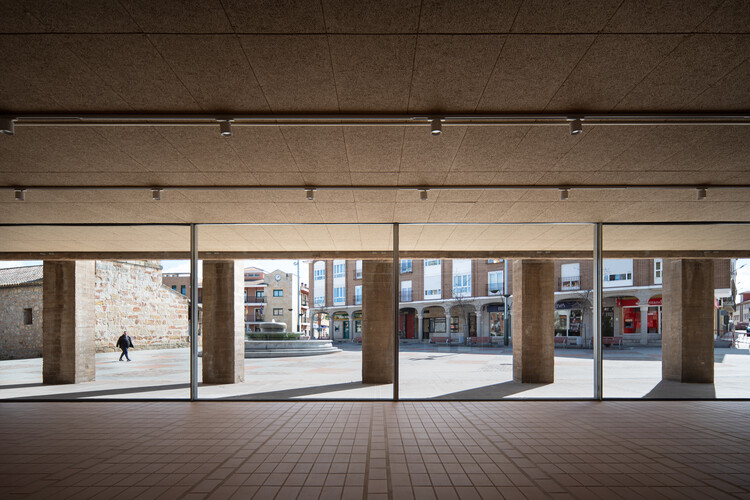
{"left": 556, "top": 301, "right": 583, "bottom": 310}
{"left": 617, "top": 297, "right": 662, "bottom": 307}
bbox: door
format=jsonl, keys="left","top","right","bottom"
{"left": 343, "top": 320, "right": 350, "bottom": 339}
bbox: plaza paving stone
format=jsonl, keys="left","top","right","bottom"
{"left": 2, "top": 338, "right": 750, "bottom": 400}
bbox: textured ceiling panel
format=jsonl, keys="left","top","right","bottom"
{"left": 221, "top": 0, "right": 325, "bottom": 33}
{"left": 321, "top": 0, "right": 420, "bottom": 33}
{"left": 118, "top": 0, "right": 233, "bottom": 33}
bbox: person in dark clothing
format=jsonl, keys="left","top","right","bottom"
{"left": 116, "top": 331, "right": 134, "bottom": 361}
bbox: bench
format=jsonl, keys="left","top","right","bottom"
{"left": 353, "top": 336, "right": 362, "bottom": 344}
{"left": 601, "top": 336, "right": 623, "bottom": 348}
{"left": 429, "top": 336, "right": 453, "bottom": 344}
{"left": 467, "top": 336, "right": 492, "bottom": 346}
{"left": 554, "top": 336, "right": 568, "bottom": 348}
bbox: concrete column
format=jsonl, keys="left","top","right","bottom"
{"left": 362, "top": 260, "right": 393, "bottom": 383}
{"left": 512, "top": 260, "right": 555, "bottom": 384}
{"left": 639, "top": 306, "right": 649, "bottom": 345}
{"left": 42, "top": 261, "right": 96, "bottom": 384}
{"left": 417, "top": 314, "right": 423, "bottom": 340}
{"left": 202, "top": 260, "right": 245, "bottom": 384}
{"left": 663, "top": 259, "right": 714, "bottom": 383}
{"left": 445, "top": 313, "right": 452, "bottom": 339}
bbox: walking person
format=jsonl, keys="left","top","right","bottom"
{"left": 116, "top": 331, "right": 134, "bottom": 362}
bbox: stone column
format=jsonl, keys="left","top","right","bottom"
{"left": 445, "top": 313, "right": 452, "bottom": 338}
{"left": 512, "top": 260, "right": 554, "bottom": 384}
{"left": 639, "top": 306, "right": 650, "bottom": 345}
{"left": 362, "top": 260, "right": 393, "bottom": 384}
{"left": 202, "top": 260, "right": 245, "bottom": 384}
{"left": 42, "top": 261, "right": 96, "bottom": 384}
{"left": 417, "top": 313, "right": 423, "bottom": 340}
{"left": 663, "top": 259, "right": 714, "bottom": 383}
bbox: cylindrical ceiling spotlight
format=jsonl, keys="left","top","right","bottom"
{"left": 697, "top": 187, "right": 707, "bottom": 200}
{"left": 1, "top": 117, "right": 15, "bottom": 136}
{"left": 559, "top": 188, "right": 569, "bottom": 201}
{"left": 430, "top": 118, "right": 443, "bottom": 136}
{"left": 14, "top": 188, "right": 25, "bottom": 201}
{"left": 419, "top": 189, "right": 429, "bottom": 201}
{"left": 219, "top": 120, "right": 232, "bottom": 137}
{"left": 569, "top": 118, "right": 583, "bottom": 136}
{"left": 305, "top": 188, "right": 316, "bottom": 201}
{"left": 152, "top": 188, "right": 163, "bottom": 201}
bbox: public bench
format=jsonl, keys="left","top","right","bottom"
{"left": 601, "top": 336, "right": 623, "bottom": 348}
{"left": 467, "top": 336, "right": 492, "bottom": 346}
{"left": 353, "top": 336, "right": 362, "bottom": 343}
{"left": 554, "top": 336, "right": 568, "bottom": 348}
{"left": 429, "top": 336, "right": 453, "bottom": 344}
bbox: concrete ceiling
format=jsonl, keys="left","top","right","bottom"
{"left": 1, "top": 1, "right": 750, "bottom": 253}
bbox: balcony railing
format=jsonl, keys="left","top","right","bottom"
{"left": 245, "top": 296, "right": 266, "bottom": 304}
{"left": 401, "top": 290, "right": 413, "bottom": 302}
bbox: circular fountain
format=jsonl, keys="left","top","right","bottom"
{"left": 245, "top": 320, "right": 341, "bottom": 358}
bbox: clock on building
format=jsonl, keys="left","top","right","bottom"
{"left": 275, "top": 274, "right": 281, "bottom": 281}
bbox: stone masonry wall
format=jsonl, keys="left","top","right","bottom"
{"left": 0, "top": 284, "right": 43, "bottom": 360}
{"left": 94, "top": 261, "right": 189, "bottom": 352}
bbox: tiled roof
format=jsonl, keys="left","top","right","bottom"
{"left": 0, "top": 265, "right": 43, "bottom": 287}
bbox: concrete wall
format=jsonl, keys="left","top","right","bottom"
{"left": 0, "top": 284, "right": 43, "bottom": 360}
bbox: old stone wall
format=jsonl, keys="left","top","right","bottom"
{"left": 0, "top": 284, "right": 43, "bottom": 360}
{"left": 94, "top": 261, "right": 189, "bottom": 352}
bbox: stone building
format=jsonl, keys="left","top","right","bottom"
{"left": 0, "top": 261, "right": 190, "bottom": 360}
{"left": 0, "top": 266, "right": 44, "bottom": 360}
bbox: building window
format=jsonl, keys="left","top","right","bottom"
{"left": 314, "top": 264, "right": 325, "bottom": 280}
{"left": 355, "top": 260, "right": 362, "bottom": 279}
{"left": 401, "top": 281, "right": 412, "bottom": 302}
{"left": 355, "top": 286, "right": 362, "bottom": 305}
{"left": 487, "top": 258, "right": 503, "bottom": 264}
{"left": 273, "top": 308, "right": 283, "bottom": 316}
{"left": 172, "top": 285, "right": 177, "bottom": 291}
{"left": 425, "top": 288, "right": 441, "bottom": 297}
{"left": 314, "top": 296, "right": 324, "bottom": 307}
{"left": 560, "top": 263, "right": 580, "bottom": 291}
{"left": 453, "top": 274, "right": 471, "bottom": 297}
{"left": 488, "top": 271, "right": 503, "bottom": 295}
{"left": 425, "top": 259, "right": 441, "bottom": 266}
{"left": 273, "top": 289, "right": 283, "bottom": 297}
{"left": 654, "top": 259, "right": 663, "bottom": 284}
{"left": 333, "top": 262, "right": 345, "bottom": 278}
{"left": 256, "top": 290, "right": 264, "bottom": 298}
{"left": 603, "top": 259, "right": 634, "bottom": 288}
{"left": 180, "top": 285, "right": 186, "bottom": 295}
{"left": 333, "top": 287, "right": 345, "bottom": 305}
{"left": 23, "top": 308, "right": 32, "bottom": 325}
{"left": 450, "top": 316, "right": 459, "bottom": 333}
{"left": 400, "top": 259, "right": 412, "bottom": 273}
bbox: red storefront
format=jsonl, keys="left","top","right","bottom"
{"left": 617, "top": 297, "right": 662, "bottom": 334}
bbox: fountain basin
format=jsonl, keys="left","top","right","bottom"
{"left": 244, "top": 339, "right": 341, "bottom": 358}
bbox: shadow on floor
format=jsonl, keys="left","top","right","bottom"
{"left": 643, "top": 380, "right": 716, "bottom": 399}
{"left": 433, "top": 380, "right": 551, "bottom": 400}
{"left": 8, "top": 383, "right": 190, "bottom": 400}
{"left": 216, "top": 381, "right": 387, "bottom": 400}
{"left": 0, "top": 382, "right": 47, "bottom": 391}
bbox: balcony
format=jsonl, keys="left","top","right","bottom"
{"left": 400, "top": 290, "right": 412, "bottom": 302}
{"left": 560, "top": 275, "right": 581, "bottom": 291}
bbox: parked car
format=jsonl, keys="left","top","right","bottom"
{"left": 736, "top": 321, "right": 749, "bottom": 331}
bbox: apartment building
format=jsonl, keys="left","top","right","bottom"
{"left": 310, "top": 259, "right": 733, "bottom": 346}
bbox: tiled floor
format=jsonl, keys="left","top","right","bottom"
{"left": 1, "top": 401, "right": 749, "bottom": 499}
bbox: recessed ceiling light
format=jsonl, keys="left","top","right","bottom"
{"left": 219, "top": 120, "right": 232, "bottom": 137}
{"left": 569, "top": 118, "right": 582, "bottom": 136}
{"left": 430, "top": 118, "right": 442, "bottom": 136}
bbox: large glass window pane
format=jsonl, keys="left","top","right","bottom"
{"left": 0, "top": 225, "right": 192, "bottom": 400}
{"left": 602, "top": 224, "right": 750, "bottom": 399}
{"left": 197, "top": 224, "right": 393, "bottom": 400}
{"left": 399, "top": 223, "right": 594, "bottom": 399}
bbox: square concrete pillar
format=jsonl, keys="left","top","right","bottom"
{"left": 362, "top": 260, "right": 393, "bottom": 384}
{"left": 512, "top": 260, "right": 554, "bottom": 384}
{"left": 663, "top": 259, "right": 714, "bottom": 383}
{"left": 42, "top": 261, "right": 96, "bottom": 384}
{"left": 202, "top": 260, "right": 245, "bottom": 384}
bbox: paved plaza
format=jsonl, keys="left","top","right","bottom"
{"left": 2, "top": 340, "right": 750, "bottom": 401}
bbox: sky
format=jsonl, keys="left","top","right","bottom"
{"left": 0, "top": 259, "right": 309, "bottom": 285}
{"left": 2, "top": 259, "right": 749, "bottom": 299}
